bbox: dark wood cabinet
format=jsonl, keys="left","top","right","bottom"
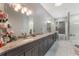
{"left": 0, "top": 33, "right": 57, "bottom": 56}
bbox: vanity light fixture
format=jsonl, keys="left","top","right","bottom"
{"left": 8, "top": 3, "right": 32, "bottom": 16}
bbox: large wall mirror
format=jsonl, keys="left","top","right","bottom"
{"left": 2, "top": 3, "right": 56, "bottom": 38}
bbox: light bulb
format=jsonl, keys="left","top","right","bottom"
{"left": 26, "top": 11, "right": 30, "bottom": 16}
{"left": 14, "top": 7, "right": 19, "bottom": 12}
{"left": 28, "top": 10, "right": 32, "bottom": 15}
{"left": 23, "top": 7, "right": 28, "bottom": 12}
{"left": 21, "top": 8, "right": 25, "bottom": 14}
{"left": 16, "top": 4, "right": 21, "bottom": 10}
{"left": 21, "top": 7, "right": 28, "bottom": 14}
{"left": 14, "top": 4, "right": 22, "bottom": 12}
{"left": 26, "top": 10, "right": 32, "bottom": 16}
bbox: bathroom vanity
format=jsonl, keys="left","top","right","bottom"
{"left": 0, "top": 32, "right": 57, "bottom": 56}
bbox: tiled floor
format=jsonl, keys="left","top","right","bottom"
{"left": 45, "top": 34, "right": 79, "bottom": 56}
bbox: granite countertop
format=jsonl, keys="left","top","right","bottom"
{"left": 0, "top": 32, "right": 55, "bottom": 55}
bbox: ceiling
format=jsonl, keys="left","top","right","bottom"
{"left": 41, "top": 3, "right": 79, "bottom": 18}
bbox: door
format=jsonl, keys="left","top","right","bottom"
{"left": 69, "top": 13, "right": 79, "bottom": 45}
{"left": 59, "top": 21, "right": 65, "bottom": 34}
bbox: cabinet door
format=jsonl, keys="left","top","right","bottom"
{"left": 25, "top": 41, "right": 39, "bottom": 56}
{"left": 25, "top": 49, "right": 32, "bottom": 56}
{"left": 49, "top": 35, "right": 53, "bottom": 46}
{"left": 31, "top": 46, "right": 38, "bottom": 56}
{"left": 25, "top": 46, "right": 38, "bottom": 56}
{"left": 38, "top": 39, "right": 46, "bottom": 56}
{"left": 6, "top": 46, "right": 25, "bottom": 56}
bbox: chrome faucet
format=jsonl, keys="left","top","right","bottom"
{"left": 21, "top": 33, "right": 27, "bottom": 38}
